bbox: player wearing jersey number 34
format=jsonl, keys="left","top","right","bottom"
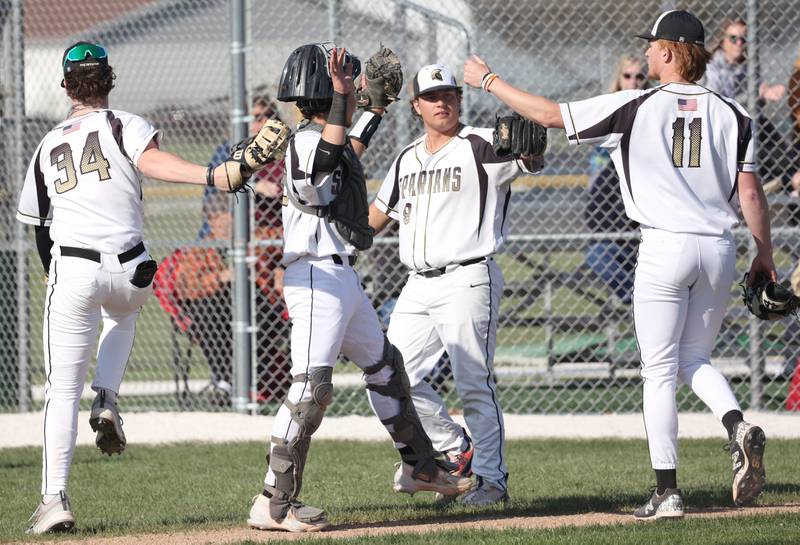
{"left": 17, "top": 42, "right": 288, "bottom": 534}
{"left": 369, "top": 64, "right": 544, "bottom": 506}
{"left": 464, "top": 9, "right": 771, "bottom": 518}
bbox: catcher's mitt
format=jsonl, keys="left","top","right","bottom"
{"left": 215, "top": 119, "right": 291, "bottom": 193}
{"left": 493, "top": 113, "right": 547, "bottom": 158}
{"left": 740, "top": 272, "right": 800, "bottom": 321}
{"left": 357, "top": 46, "right": 402, "bottom": 109}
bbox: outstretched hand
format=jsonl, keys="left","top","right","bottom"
{"left": 329, "top": 47, "right": 354, "bottom": 96}
{"left": 463, "top": 55, "right": 492, "bottom": 88}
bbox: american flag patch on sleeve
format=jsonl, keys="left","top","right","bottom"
{"left": 62, "top": 121, "right": 81, "bottom": 135}
{"left": 677, "top": 98, "right": 698, "bottom": 112}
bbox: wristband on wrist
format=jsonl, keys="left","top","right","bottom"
{"left": 482, "top": 73, "right": 499, "bottom": 93}
{"left": 349, "top": 110, "right": 382, "bottom": 148}
{"left": 206, "top": 165, "right": 215, "bottom": 187}
{"left": 328, "top": 91, "right": 348, "bottom": 126}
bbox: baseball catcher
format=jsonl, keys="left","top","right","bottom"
{"left": 206, "top": 118, "right": 290, "bottom": 193}
{"left": 740, "top": 272, "right": 800, "bottom": 320}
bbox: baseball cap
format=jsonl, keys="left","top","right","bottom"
{"left": 62, "top": 42, "right": 108, "bottom": 76}
{"left": 412, "top": 64, "right": 460, "bottom": 98}
{"left": 636, "top": 10, "right": 705, "bottom": 46}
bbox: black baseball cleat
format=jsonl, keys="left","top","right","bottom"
{"left": 633, "top": 488, "right": 684, "bottom": 520}
{"left": 729, "top": 421, "right": 766, "bottom": 506}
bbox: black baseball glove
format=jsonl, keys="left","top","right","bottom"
{"left": 493, "top": 113, "right": 547, "bottom": 158}
{"left": 357, "top": 46, "right": 403, "bottom": 109}
{"left": 740, "top": 272, "right": 800, "bottom": 321}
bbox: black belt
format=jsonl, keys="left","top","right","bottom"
{"left": 417, "top": 256, "right": 488, "bottom": 278}
{"left": 60, "top": 241, "right": 146, "bottom": 264}
{"left": 331, "top": 254, "right": 357, "bottom": 266}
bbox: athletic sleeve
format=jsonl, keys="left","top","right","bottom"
{"left": 16, "top": 142, "right": 52, "bottom": 227}
{"left": 115, "top": 112, "right": 160, "bottom": 167}
{"left": 374, "top": 154, "right": 401, "bottom": 220}
{"left": 725, "top": 99, "right": 757, "bottom": 173}
{"left": 559, "top": 90, "right": 648, "bottom": 148}
{"left": 287, "top": 131, "right": 340, "bottom": 206}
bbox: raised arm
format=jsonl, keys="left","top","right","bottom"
{"left": 463, "top": 55, "right": 564, "bottom": 129}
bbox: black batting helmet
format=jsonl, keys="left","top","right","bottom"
{"left": 277, "top": 43, "right": 361, "bottom": 102}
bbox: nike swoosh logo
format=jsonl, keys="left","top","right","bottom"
{"left": 320, "top": 149, "right": 330, "bottom": 155}
{"left": 469, "top": 282, "right": 488, "bottom": 288}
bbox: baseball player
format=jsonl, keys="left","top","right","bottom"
{"left": 464, "top": 9, "right": 771, "bottom": 519}
{"left": 368, "top": 64, "right": 543, "bottom": 506}
{"left": 247, "top": 45, "right": 472, "bottom": 534}
{"left": 18, "top": 42, "right": 284, "bottom": 534}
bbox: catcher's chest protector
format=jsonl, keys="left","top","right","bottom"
{"left": 284, "top": 123, "right": 374, "bottom": 250}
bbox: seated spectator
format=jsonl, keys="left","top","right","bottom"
{"left": 704, "top": 18, "right": 796, "bottom": 190}
{"left": 789, "top": 52, "right": 800, "bottom": 196}
{"left": 584, "top": 55, "right": 646, "bottom": 305}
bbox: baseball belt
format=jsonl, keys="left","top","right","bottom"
{"left": 60, "top": 241, "right": 146, "bottom": 264}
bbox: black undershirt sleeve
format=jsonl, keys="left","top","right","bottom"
{"left": 34, "top": 225, "right": 54, "bottom": 274}
{"left": 312, "top": 138, "right": 345, "bottom": 173}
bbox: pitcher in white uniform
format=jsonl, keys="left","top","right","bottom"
{"left": 369, "top": 64, "right": 543, "bottom": 506}
{"left": 463, "top": 10, "right": 772, "bottom": 519}
{"left": 17, "top": 42, "right": 275, "bottom": 534}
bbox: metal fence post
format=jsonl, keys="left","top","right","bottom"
{"left": 12, "top": 0, "right": 29, "bottom": 412}
{"left": 230, "top": 0, "right": 251, "bottom": 414}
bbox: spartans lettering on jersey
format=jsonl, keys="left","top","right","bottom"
{"left": 399, "top": 167, "right": 461, "bottom": 198}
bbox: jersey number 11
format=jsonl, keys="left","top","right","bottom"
{"left": 671, "top": 117, "right": 702, "bottom": 168}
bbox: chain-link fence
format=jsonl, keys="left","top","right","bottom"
{"left": 2, "top": 0, "right": 799, "bottom": 415}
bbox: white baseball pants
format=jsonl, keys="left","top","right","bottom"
{"left": 635, "top": 228, "right": 742, "bottom": 470}
{"left": 41, "top": 249, "right": 151, "bottom": 494}
{"left": 264, "top": 256, "right": 406, "bottom": 489}
{"left": 388, "top": 259, "right": 507, "bottom": 486}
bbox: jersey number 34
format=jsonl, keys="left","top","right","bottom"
{"left": 50, "top": 131, "right": 111, "bottom": 194}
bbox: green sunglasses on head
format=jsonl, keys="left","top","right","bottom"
{"left": 63, "top": 43, "right": 107, "bottom": 67}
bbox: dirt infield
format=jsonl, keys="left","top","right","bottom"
{"left": 13, "top": 504, "right": 800, "bottom": 545}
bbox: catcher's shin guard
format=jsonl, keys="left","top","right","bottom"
{"left": 265, "top": 367, "right": 333, "bottom": 520}
{"left": 364, "top": 338, "right": 442, "bottom": 481}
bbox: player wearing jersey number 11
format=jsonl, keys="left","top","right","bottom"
{"left": 16, "top": 42, "right": 287, "bottom": 535}
{"left": 464, "top": 9, "right": 772, "bottom": 518}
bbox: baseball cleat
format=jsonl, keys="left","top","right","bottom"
{"left": 89, "top": 389, "right": 126, "bottom": 456}
{"left": 248, "top": 493, "right": 329, "bottom": 532}
{"left": 26, "top": 491, "right": 75, "bottom": 534}
{"left": 457, "top": 477, "right": 510, "bottom": 507}
{"left": 433, "top": 434, "right": 476, "bottom": 503}
{"left": 393, "top": 462, "right": 474, "bottom": 496}
{"left": 633, "top": 488, "right": 684, "bottom": 520}
{"left": 729, "top": 421, "right": 766, "bottom": 506}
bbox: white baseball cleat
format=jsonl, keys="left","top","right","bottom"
{"left": 89, "top": 389, "right": 126, "bottom": 456}
{"left": 729, "top": 421, "right": 766, "bottom": 506}
{"left": 393, "top": 462, "right": 474, "bottom": 496}
{"left": 26, "top": 491, "right": 75, "bottom": 534}
{"left": 633, "top": 488, "right": 685, "bottom": 520}
{"left": 248, "top": 493, "right": 330, "bottom": 532}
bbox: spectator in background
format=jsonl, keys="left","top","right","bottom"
{"left": 704, "top": 17, "right": 796, "bottom": 191}
{"left": 788, "top": 53, "right": 800, "bottom": 196}
{"left": 584, "top": 55, "right": 647, "bottom": 305}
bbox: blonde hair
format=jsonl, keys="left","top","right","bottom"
{"left": 657, "top": 39, "right": 713, "bottom": 82}
{"left": 709, "top": 17, "right": 747, "bottom": 54}
{"left": 609, "top": 54, "right": 648, "bottom": 92}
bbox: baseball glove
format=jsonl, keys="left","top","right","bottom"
{"left": 215, "top": 119, "right": 291, "bottom": 193}
{"left": 740, "top": 272, "right": 800, "bottom": 321}
{"left": 493, "top": 113, "right": 548, "bottom": 158}
{"left": 357, "top": 46, "right": 403, "bottom": 109}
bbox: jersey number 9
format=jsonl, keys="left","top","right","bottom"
{"left": 50, "top": 131, "right": 111, "bottom": 194}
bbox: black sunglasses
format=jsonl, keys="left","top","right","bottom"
{"left": 728, "top": 34, "right": 747, "bottom": 45}
{"left": 623, "top": 72, "right": 646, "bottom": 81}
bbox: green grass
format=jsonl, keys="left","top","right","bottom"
{"left": 1, "top": 439, "right": 798, "bottom": 542}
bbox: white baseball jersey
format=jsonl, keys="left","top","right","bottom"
{"left": 373, "top": 125, "right": 523, "bottom": 270}
{"left": 17, "top": 109, "right": 159, "bottom": 254}
{"left": 560, "top": 82, "right": 756, "bottom": 236}
{"left": 281, "top": 128, "right": 356, "bottom": 264}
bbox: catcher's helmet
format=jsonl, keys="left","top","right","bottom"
{"left": 277, "top": 43, "right": 360, "bottom": 102}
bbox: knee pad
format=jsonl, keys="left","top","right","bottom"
{"left": 265, "top": 367, "right": 333, "bottom": 512}
{"left": 363, "top": 337, "right": 410, "bottom": 399}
